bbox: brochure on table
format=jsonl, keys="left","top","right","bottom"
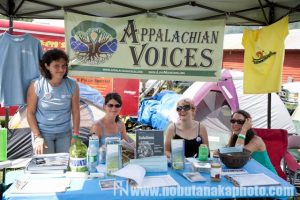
{"left": 25, "top": 153, "right": 69, "bottom": 174}
{"left": 135, "top": 130, "right": 164, "bottom": 159}
{"left": 106, "top": 144, "right": 122, "bottom": 174}
{"left": 171, "top": 139, "right": 185, "bottom": 170}
{"left": 112, "top": 164, "right": 179, "bottom": 188}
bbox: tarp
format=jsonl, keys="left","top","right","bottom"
{"left": 138, "top": 91, "right": 180, "bottom": 130}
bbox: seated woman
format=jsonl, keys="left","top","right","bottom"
{"left": 91, "top": 92, "right": 128, "bottom": 146}
{"left": 165, "top": 98, "right": 209, "bottom": 158}
{"left": 228, "top": 110, "right": 277, "bottom": 174}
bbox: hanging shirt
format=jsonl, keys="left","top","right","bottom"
{"left": 0, "top": 32, "right": 43, "bottom": 106}
{"left": 242, "top": 16, "right": 288, "bottom": 94}
{"left": 34, "top": 76, "right": 77, "bottom": 135}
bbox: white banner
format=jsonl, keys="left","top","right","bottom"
{"left": 65, "top": 12, "right": 225, "bottom": 81}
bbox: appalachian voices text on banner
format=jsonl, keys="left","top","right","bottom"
{"left": 65, "top": 12, "right": 225, "bottom": 81}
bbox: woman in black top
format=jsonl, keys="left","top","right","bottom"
{"left": 165, "top": 98, "right": 209, "bottom": 158}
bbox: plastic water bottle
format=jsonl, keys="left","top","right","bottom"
{"left": 98, "top": 145, "right": 106, "bottom": 164}
{"left": 87, "top": 138, "right": 98, "bottom": 173}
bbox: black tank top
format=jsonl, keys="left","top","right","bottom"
{"left": 173, "top": 122, "right": 203, "bottom": 157}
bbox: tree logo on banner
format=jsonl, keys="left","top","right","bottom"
{"left": 70, "top": 20, "right": 118, "bottom": 64}
{"left": 252, "top": 48, "right": 276, "bottom": 64}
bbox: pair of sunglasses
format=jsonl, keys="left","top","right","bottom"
{"left": 230, "top": 119, "right": 245, "bottom": 125}
{"left": 176, "top": 105, "right": 192, "bottom": 112}
{"left": 106, "top": 103, "right": 121, "bottom": 108}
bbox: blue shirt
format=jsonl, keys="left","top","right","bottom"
{"left": 35, "top": 76, "right": 77, "bottom": 135}
{"left": 0, "top": 33, "right": 43, "bottom": 106}
{"left": 98, "top": 120, "right": 122, "bottom": 146}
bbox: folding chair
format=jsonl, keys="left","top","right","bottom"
{"left": 288, "top": 135, "right": 300, "bottom": 150}
{"left": 284, "top": 151, "right": 300, "bottom": 199}
{"left": 253, "top": 128, "right": 288, "bottom": 180}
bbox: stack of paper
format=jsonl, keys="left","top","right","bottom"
{"left": 225, "top": 173, "right": 280, "bottom": 187}
{"left": 221, "top": 169, "right": 248, "bottom": 175}
{"left": 130, "top": 155, "right": 167, "bottom": 172}
{"left": 112, "top": 164, "right": 179, "bottom": 188}
{"left": 11, "top": 178, "right": 71, "bottom": 193}
{"left": 25, "top": 153, "right": 69, "bottom": 174}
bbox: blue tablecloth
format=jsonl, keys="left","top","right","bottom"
{"left": 3, "top": 159, "right": 296, "bottom": 199}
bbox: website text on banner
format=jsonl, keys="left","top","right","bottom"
{"left": 65, "top": 12, "right": 225, "bottom": 81}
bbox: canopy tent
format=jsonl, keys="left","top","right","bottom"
{"left": 0, "top": 0, "right": 300, "bottom": 26}
{"left": 1, "top": 0, "right": 299, "bottom": 128}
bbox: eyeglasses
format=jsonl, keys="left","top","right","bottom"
{"left": 230, "top": 119, "right": 245, "bottom": 125}
{"left": 106, "top": 103, "right": 121, "bottom": 108}
{"left": 176, "top": 105, "right": 192, "bottom": 112}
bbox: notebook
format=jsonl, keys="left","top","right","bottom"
{"left": 225, "top": 173, "right": 280, "bottom": 187}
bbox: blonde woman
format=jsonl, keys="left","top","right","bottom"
{"left": 165, "top": 98, "right": 209, "bottom": 158}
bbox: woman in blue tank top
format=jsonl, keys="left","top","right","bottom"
{"left": 228, "top": 110, "right": 277, "bottom": 174}
{"left": 91, "top": 92, "right": 128, "bottom": 146}
{"left": 27, "top": 49, "right": 80, "bottom": 154}
{"left": 165, "top": 98, "right": 209, "bottom": 158}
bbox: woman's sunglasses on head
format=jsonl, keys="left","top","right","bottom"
{"left": 176, "top": 105, "right": 192, "bottom": 112}
{"left": 230, "top": 119, "right": 245, "bottom": 125}
{"left": 106, "top": 103, "right": 121, "bottom": 108}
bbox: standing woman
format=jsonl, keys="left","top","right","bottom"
{"left": 165, "top": 98, "right": 209, "bottom": 158}
{"left": 228, "top": 110, "right": 277, "bottom": 174}
{"left": 27, "top": 48, "right": 80, "bottom": 154}
{"left": 91, "top": 92, "right": 128, "bottom": 145}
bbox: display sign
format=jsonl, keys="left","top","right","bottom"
{"left": 65, "top": 12, "right": 225, "bottom": 81}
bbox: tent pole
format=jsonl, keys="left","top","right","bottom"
{"left": 267, "top": 94, "right": 271, "bottom": 128}
{"left": 4, "top": 0, "right": 15, "bottom": 129}
{"left": 267, "top": 4, "right": 275, "bottom": 129}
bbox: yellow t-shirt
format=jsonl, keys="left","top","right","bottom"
{"left": 242, "top": 16, "right": 289, "bottom": 94}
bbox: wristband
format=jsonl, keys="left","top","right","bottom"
{"left": 73, "top": 131, "right": 80, "bottom": 136}
{"left": 238, "top": 134, "right": 246, "bottom": 140}
{"left": 33, "top": 135, "right": 42, "bottom": 140}
{"left": 72, "top": 135, "right": 79, "bottom": 139}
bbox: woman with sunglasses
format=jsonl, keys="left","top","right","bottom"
{"left": 165, "top": 98, "right": 209, "bottom": 158}
{"left": 228, "top": 110, "right": 276, "bottom": 174}
{"left": 91, "top": 92, "right": 128, "bottom": 146}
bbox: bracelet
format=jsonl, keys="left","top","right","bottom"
{"left": 73, "top": 131, "right": 80, "bottom": 135}
{"left": 33, "top": 135, "right": 42, "bottom": 140}
{"left": 72, "top": 135, "right": 79, "bottom": 139}
{"left": 238, "top": 134, "right": 246, "bottom": 140}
